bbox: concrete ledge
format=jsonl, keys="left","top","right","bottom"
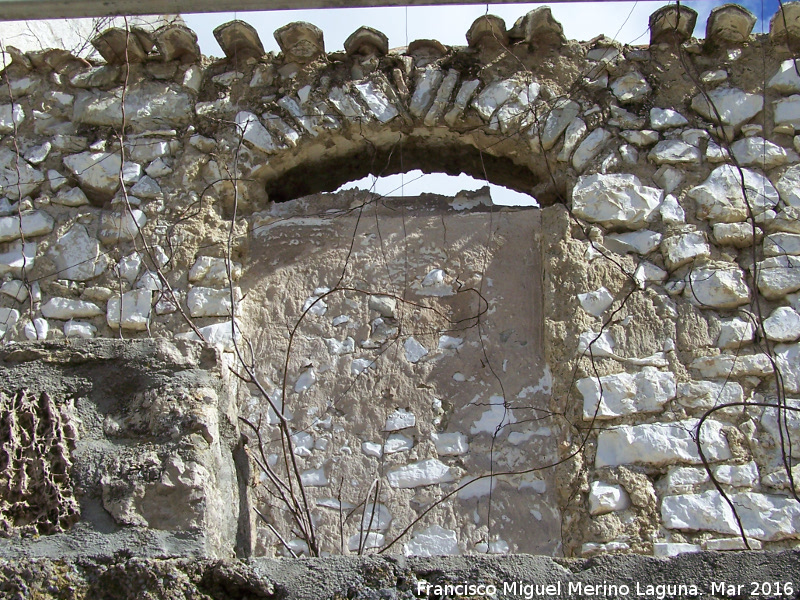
{"left": 1, "top": 552, "right": 799, "bottom": 599}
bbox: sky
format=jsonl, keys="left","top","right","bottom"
{"left": 182, "top": 0, "right": 781, "bottom": 204}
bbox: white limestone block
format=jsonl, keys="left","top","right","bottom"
{"left": 300, "top": 468, "right": 328, "bottom": 487}
{"left": 404, "top": 525, "right": 459, "bottom": 557}
{"left": 384, "top": 433, "right": 413, "bottom": 454}
{"left": 764, "top": 232, "right": 800, "bottom": 257}
{"left": 188, "top": 256, "right": 242, "bottom": 285}
{"left": 387, "top": 458, "right": 453, "bottom": 488}
{"left": 683, "top": 263, "right": 750, "bottom": 309}
{"left": 688, "top": 165, "right": 779, "bottom": 223}
{"left": 99, "top": 209, "right": 147, "bottom": 244}
{"left": 605, "top": 230, "right": 662, "bottom": 255}
{"left": 176, "top": 320, "right": 241, "bottom": 351}
{"left": 571, "top": 173, "right": 663, "bottom": 229}
{"left": 589, "top": 481, "right": 630, "bottom": 515}
{"left": 368, "top": 294, "right": 396, "bottom": 317}
{"left": 410, "top": 67, "right": 444, "bottom": 118}
{"left": 610, "top": 71, "right": 651, "bottom": 103}
{"left": 775, "top": 343, "right": 800, "bottom": 393}
{"left": 677, "top": 380, "right": 744, "bottom": 410}
{"left": 768, "top": 59, "right": 800, "bottom": 93}
{"left": 23, "top": 318, "right": 48, "bottom": 341}
{"left": 540, "top": 99, "right": 580, "bottom": 150}
{"left": 41, "top": 297, "right": 102, "bottom": 319}
{"left": 234, "top": 111, "right": 277, "bottom": 154}
{"left": 404, "top": 336, "right": 428, "bottom": 363}
{"left": 774, "top": 95, "right": 800, "bottom": 130}
{"left": 572, "top": 127, "right": 611, "bottom": 172}
{"left": 661, "top": 231, "right": 710, "bottom": 270}
{"left": 663, "top": 466, "right": 709, "bottom": 494}
{"left": 0, "top": 241, "right": 36, "bottom": 277}
{"left": 712, "top": 222, "right": 757, "bottom": 248}
{"left": 471, "top": 396, "right": 516, "bottom": 434}
{"left": 0, "top": 280, "right": 27, "bottom": 302}
{"left": 187, "top": 286, "right": 239, "bottom": 318}
{"left": 63, "top": 151, "right": 121, "bottom": 199}
{"left": 595, "top": 419, "right": 731, "bottom": 468}
{"left": 662, "top": 491, "right": 800, "bottom": 541}
{"left": 361, "top": 442, "right": 382, "bottom": 458}
{"left": 634, "top": 262, "right": 668, "bottom": 289}
{"left": 557, "top": 118, "right": 586, "bottom": 162}
{"left": 579, "top": 367, "right": 675, "bottom": 420}
{"left": 64, "top": 320, "right": 96, "bottom": 339}
{"left": 0, "top": 307, "right": 20, "bottom": 338}
{"left": 0, "top": 103, "right": 25, "bottom": 133}
{"left": 294, "top": 368, "right": 316, "bottom": 393}
{"left": 716, "top": 317, "right": 755, "bottom": 348}
{"left": 764, "top": 306, "right": 800, "bottom": 342}
{"left": 578, "top": 287, "right": 614, "bottom": 317}
{"left": 776, "top": 164, "right": 800, "bottom": 207}
{"left": 432, "top": 432, "right": 469, "bottom": 456}
{"left": 756, "top": 255, "right": 800, "bottom": 299}
{"left": 0, "top": 210, "right": 54, "bottom": 243}
{"left": 690, "top": 353, "right": 773, "bottom": 378}
{"left": 731, "top": 137, "right": 797, "bottom": 169}
{"left": 620, "top": 129, "right": 659, "bottom": 147}
{"left": 650, "top": 107, "right": 688, "bottom": 129}
{"left": 354, "top": 80, "right": 398, "bottom": 123}
{"left": 648, "top": 140, "right": 701, "bottom": 165}
{"left": 106, "top": 289, "right": 152, "bottom": 330}
{"left": 49, "top": 224, "right": 110, "bottom": 281}
{"left": 653, "top": 543, "right": 701, "bottom": 557}
{"left": 385, "top": 408, "right": 416, "bottom": 431}
{"left": 691, "top": 87, "right": 763, "bottom": 127}
{"left": 713, "top": 461, "right": 758, "bottom": 487}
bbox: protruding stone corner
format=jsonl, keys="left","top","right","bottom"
{"left": 705, "top": 4, "right": 757, "bottom": 46}
{"left": 344, "top": 26, "right": 389, "bottom": 57}
{"left": 213, "top": 20, "right": 265, "bottom": 61}
{"left": 405, "top": 39, "right": 448, "bottom": 67}
{"left": 771, "top": 1, "right": 800, "bottom": 49}
{"left": 649, "top": 4, "right": 698, "bottom": 45}
{"left": 466, "top": 14, "right": 509, "bottom": 49}
{"left": 153, "top": 23, "right": 201, "bottom": 64}
{"left": 509, "top": 7, "right": 567, "bottom": 50}
{"left": 91, "top": 27, "right": 149, "bottom": 65}
{"left": 274, "top": 21, "right": 325, "bottom": 65}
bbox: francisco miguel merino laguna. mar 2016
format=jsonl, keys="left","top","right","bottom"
{"left": 415, "top": 580, "right": 703, "bottom": 599}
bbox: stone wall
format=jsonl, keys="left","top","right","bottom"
{"left": 0, "top": 2, "right": 800, "bottom": 560}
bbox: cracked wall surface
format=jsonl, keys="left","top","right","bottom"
{"left": 0, "top": 1, "right": 800, "bottom": 561}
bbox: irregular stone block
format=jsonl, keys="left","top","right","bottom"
{"left": 41, "top": 297, "right": 103, "bottom": 320}
{"left": 354, "top": 80, "right": 398, "bottom": 123}
{"left": 716, "top": 317, "right": 755, "bottom": 349}
{"left": 0, "top": 148, "right": 44, "bottom": 200}
{"left": 595, "top": 419, "right": 731, "bottom": 468}
{"left": 466, "top": 15, "right": 508, "bottom": 49}
{"left": 91, "top": 27, "right": 148, "bottom": 64}
{"left": 153, "top": 24, "right": 201, "bottom": 63}
{"left": 764, "top": 306, "right": 800, "bottom": 342}
{"left": 773, "top": 95, "right": 800, "bottom": 130}
{"left": 589, "top": 481, "right": 630, "bottom": 516}
{"left": 688, "top": 165, "right": 779, "bottom": 223}
{"left": 683, "top": 263, "right": 750, "bottom": 308}
{"left": 344, "top": 26, "right": 388, "bottom": 56}
{"left": 0, "top": 241, "right": 36, "bottom": 277}
{"left": 572, "top": 128, "right": 611, "bottom": 172}
{"left": 649, "top": 4, "right": 697, "bottom": 45}
{"left": 49, "top": 224, "right": 110, "bottom": 281}
{"left": 661, "top": 231, "right": 710, "bottom": 270}
{"left": 410, "top": 67, "right": 444, "bottom": 118}
{"left": 650, "top": 107, "right": 688, "bottom": 130}
{"left": 0, "top": 211, "right": 54, "bottom": 243}
{"left": 706, "top": 4, "right": 756, "bottom": 44}
{"left": 691, "top": 87, "right": 763, "bottom": 128}
{"left": 578, "top": 367, "right": 676, "bottom": 420}
{"left": 188, "top": 256, "right": 242, "bottom": 286}
{"left": 690, "top": 353, "right": 773, "bottom": 378}
{"left": 756, "top": 255, "right": 800, "bottom": 299}
{"left": 63, "top": 151, "right": 121, "bottom": 202}
{"left": 648, "top": 140, "right": 701, "bottom": 165}
{"left": 610, "top": 71, "right": 651, "bottom": 104}
{"left": 571, "top": 173, "right": 663, "bottom": 229}
{"left": 0, "top": 103, "right": 25, "bottom": 134}
{"left": 775, "top": 343, "right": 800, "bottom": 393}
{"left": 731, "top": 137, "right": 797, "bottom": 169}
{"left": 274, "top": 21, "right": 324, "bottom": 64}
{"left": 187, "top": 286, "right": 239, "bottom": 318}
{"left": 107, "top": 289, "right": 152, "bottom": 330}
{"left": 234, "top": 111, "right": 277, "bottom": 154}
{"left": 770, "top": 1, "right": 800, "bottom": 47}
{"left": 677, "top": 380, "right": 744, "bottom": 410}
{"left": 387, "top": 458, "right": 453, "bottom": 488}
{"left": 213, "top": 20, "right": 264, "bottom": 60}
{"left": 662, "top": 491, "right": 800, "bottom": 541}
{"left": 404, "top": 525, "right": 459, "bottom": 557}
{"left": 99, "top": 209, "right": 147, "bottom": 244}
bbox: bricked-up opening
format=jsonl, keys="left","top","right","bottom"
{"left": 258, "top": 132, "right": 565, "bottom": 205}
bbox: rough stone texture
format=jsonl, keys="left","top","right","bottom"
{"left": 0, "top": 552, "right": 798, "bottom": 600}
{"left": 0, "top": 340, "right": 240, "bottom": 559}
{"left": 0, "top": 8, "right": 799, "bottom": 563}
